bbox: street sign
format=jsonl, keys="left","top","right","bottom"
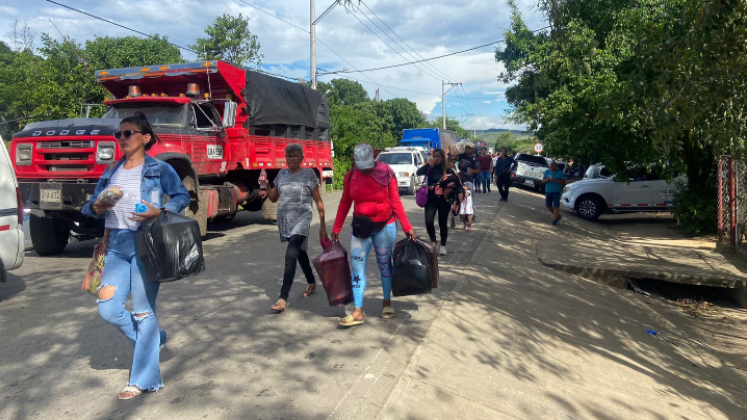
{"left": 533, "top": 142, "right": 544, "bottom": 154}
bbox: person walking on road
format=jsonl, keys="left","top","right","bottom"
{"left": 416, "top": 148, "right": 455, "bottom": 255}
{"left": 331, "top": 144, "right": 415, "bottom": 327}
{"left": 460, "top": 185, "right": 474, "bottom": 231}
{"left": 542, "top": 160, "right": 567, "bottom": 225}
{"left": 494, "top": 148, "right": 516, "bottom": 202}
{"left": 260, "top": 144, "right": 328, "bottom": 314}
{"left": 477, "top": 148, "right": 493, "bottom": 194}
{"left": 81, "top": 112, "right": 191, "bottom": 400}
{"left": 453, "top": 142, "right": 480, "bottom": 220}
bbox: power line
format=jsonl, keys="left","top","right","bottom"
{"left": 326, "top": 25, "right": 551, "bottom": 75}
{"left": 236, "top": 0, "right": 396, "bottom": 97}
{"left": 43, "top": 0, "right": 199, "bottom": 54}
{"left": 358, "top": 0, "right": 455, "bottom": 82}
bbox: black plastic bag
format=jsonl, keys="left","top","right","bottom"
{"left": 394, "top": 238, "right": 439, "bottom": 289}
{"left": 136, "top": 211, "right": 205, "bottom": 283}
{"left": 392, "top": 240, "right": 432, "bottom": 297}
{"left": 312, "top": 241, "right": 354, "bottom": 307}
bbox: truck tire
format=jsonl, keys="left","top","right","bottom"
{"left": 261, "top": 198, "right": 278, "bottom": 221}
{"left": 407, "top": 177, "right": 416, "bottom": 195}
{"left": 576, "top": 195, "right": 603, "bottom": 221}
{"left": 30, "top": 213, "right": 70, "bottom": 256}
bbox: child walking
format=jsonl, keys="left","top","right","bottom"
{"left": 460, "top": 185, "right": 473, "bottom": 231}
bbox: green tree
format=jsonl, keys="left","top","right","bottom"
{"left": 328, "top": 78, "right": 370, "bottom": 105}
{"left": 190, "top": 13, "right": 262, "bottom": 68}
{"left": 374, "top": 98, "right": 426, "bottom": 141}
{"left": 83, "top": 35, "right": 183, "bottom": 70}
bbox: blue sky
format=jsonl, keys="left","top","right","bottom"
{"left": 0, "top": 0, "right": 546, "bottom": 129}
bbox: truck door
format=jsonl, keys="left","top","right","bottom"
{"left": 187, "top": 103, "right": 226, "bottom": 174}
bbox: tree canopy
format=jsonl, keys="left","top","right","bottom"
{"left": 190, "top": 14, "right": 262, "bottom": 69}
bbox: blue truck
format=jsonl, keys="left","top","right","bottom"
{"left": 400, "top": 128, "right": 457, "bottom": 154}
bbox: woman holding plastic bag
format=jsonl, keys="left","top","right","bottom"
{"left": 331, "top": 144, "right": 415, "bottom": 326}
{"left": 259, "top": 144, "right": 328, "bottom": 313}
{"left": 81, "top": 112, "right": 190, "bottom": 400}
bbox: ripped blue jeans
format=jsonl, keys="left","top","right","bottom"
{"left": 98, "top": 229, "right": 163, "bottom": 392}
{"left": 350, "top": 222, "right": 397, "bottom": 308}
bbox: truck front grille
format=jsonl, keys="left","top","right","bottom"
{"left": 38, "top": 141, "right": 95, "bottom": 149}
{"left": 47, "top": 166, "right": 89, "bottom": 172}
{"left": 44, "top": 153, "right": 88, "bottom": 161}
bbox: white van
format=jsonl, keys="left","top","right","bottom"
{"left": 0, "top": 135, "right": 25, "bottom": 282}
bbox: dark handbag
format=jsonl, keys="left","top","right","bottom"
{"left": 352, "top": 213, "right": 394, "bottom": 239}
{"left": 136, "top": 211, "right": 205, "bottom": 283}
{"left": 312, "top": 241, "right": 354, "bottom": 307}
{"left": 415, "top": 167, "right": 430, "bottom": 208}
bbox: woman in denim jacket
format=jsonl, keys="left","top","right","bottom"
{"left": 81, "top": 112, "right": 190, "bottom": 400}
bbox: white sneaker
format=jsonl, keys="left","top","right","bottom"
{"left": 439, "top": 247, "right": 447, "bottom": 256}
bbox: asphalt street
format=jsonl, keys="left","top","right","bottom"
{"left": 0, "top": 185, "right": 499, "bottom": 420}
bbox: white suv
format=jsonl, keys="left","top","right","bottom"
{"left": 561, "top": 168, "right": 686, "bottom": 221}
{"left": 377, "top": 147, "right": 428, "bottom": 195}
{"left": 0, "top": 136, "right": 25, "bottom": 283}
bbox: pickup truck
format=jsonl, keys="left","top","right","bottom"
{"left": 511, "top": 153, "right": 549, "bottom": 191}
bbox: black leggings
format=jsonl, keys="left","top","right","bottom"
{"left": 424, "top": 198, "right": 450, "bottom": 246}
{"left": 280, "top": 235, "right": 316, "bottom": 301}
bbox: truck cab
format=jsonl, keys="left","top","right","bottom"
{"left": 11, "top": 61, "right": 332, "bottom": 255}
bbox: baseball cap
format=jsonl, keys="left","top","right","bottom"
{"left": 354, "top": 144, "right": 376, "bottom": 170}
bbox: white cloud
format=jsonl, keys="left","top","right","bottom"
{"left": 1, "top": 0, "right": 545, "bottom": 129}
{"left": 482, "top": 100, "right": 491, "bottom": 104}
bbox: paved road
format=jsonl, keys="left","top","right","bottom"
{"left": 0, "top": 186, "right": 497, "bottom": 420}
{"left": 4, "top": 185, "right": 747, "bottom": 420}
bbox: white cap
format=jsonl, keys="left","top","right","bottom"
{"left": 354, "top": 144, "right": 376, "bottom": 170}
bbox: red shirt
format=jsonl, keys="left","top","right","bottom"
{"left": 333, "top": 167, "right": 413, "bottom": 234}
{"left": 478, "top": 155, "right": 493, "bottom": 171}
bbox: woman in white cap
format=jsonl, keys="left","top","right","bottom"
{"left": 331, "top": 144, "right": 415, "bottom": 326}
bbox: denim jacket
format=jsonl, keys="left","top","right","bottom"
{"left": 81, "top": 155, "right": 191, "bottom": 220}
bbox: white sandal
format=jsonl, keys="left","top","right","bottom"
{"left": 118, "top": 386, "right": 143, "bottom": 400}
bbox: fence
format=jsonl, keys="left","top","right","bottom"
{"left": 718, "top": 155, "right": 747, "bottom": 251}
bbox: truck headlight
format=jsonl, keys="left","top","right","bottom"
{"left": 96, "top": 141, "right": 116, "bottom": 163}
{"left": 16, "top": 144, "right": 32, "bottom": 165}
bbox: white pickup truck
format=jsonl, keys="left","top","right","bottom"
{"left": 511, "top": 153, "right": 549, "bottom": 191}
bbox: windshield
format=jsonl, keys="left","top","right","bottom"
{"left": 103, "top": 104, "right": 188, "bottom": 128}
{"left": 516, "top": 154, "right": 548, "bottom": 166}
{"left": 378, "top": 153, "right": 413, "bottom": 165}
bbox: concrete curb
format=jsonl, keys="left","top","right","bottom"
{"left": 536, "top": 243, "right": 747, "bottom": 289}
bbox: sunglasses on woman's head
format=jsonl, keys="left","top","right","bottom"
{"left": 113, "top": 130, "right": 144, "bottom": 140}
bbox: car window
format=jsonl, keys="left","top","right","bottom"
{"left": 516, "top": 154, "right": 548, "bottom": 166}
{"left": 378, "top": 153, "right": 413, "bottom": 165}
{"left": 599, "top": 167, "right": 612, "bottom": 178}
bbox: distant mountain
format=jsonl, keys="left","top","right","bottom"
{"left": 477, "top": 128, "right": 533, "bottom": 136}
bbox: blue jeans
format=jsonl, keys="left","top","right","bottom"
{"left": 350, "top": 222, "right": 397, "bottom": 308}
{"left": 98, "top": 229, "right": 164, "bottom": 392}
{"left": 480, "top": 170, "right": 492, "bottom": 191}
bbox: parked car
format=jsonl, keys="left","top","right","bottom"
{"left": 561, "top": 167, "right": 685, "bottom": 220}
{"left": 583, "top": 164, "right": 613, "bottom": 180}
{"left": 512, "top": 153, "right": 549, "bottom": 191}
{"left": 0, "top": 135, "right": 25, "bottom": 283}
{"left": 546, "top": 158, "right": 571, "bottom": 179}
{"left": 376, "top": 147, "right": 428, "bottom": 195}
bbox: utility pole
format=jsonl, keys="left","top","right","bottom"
{"left": 442, "top": 80, "right": 461, "bottom": 130}
{"left": 374, "top": 88, "right": 380, "bottom": 102}
{"left": 310, "top": 0, "right": 316, "bottom": 90}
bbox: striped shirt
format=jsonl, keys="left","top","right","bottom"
{"left": 105, "top": 164, "right": 143, "bottom": 231}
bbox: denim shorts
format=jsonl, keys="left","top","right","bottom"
{"left": 545, "top": 191, "right": 561, "bottom": 208}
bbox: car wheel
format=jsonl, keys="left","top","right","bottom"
{"left": 30, "top": 213, "right": 70, "bottom": 256}
{"left": 576, "top": 196, "right": 602, "bottom": 221}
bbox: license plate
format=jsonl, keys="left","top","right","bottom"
{"left": 40, "top": 188, "right": 62, "bottom": 209}
{"left": 525, "top": 180, "right": 535, "bottom": 185}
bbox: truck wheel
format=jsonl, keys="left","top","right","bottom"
{"left": 576, "top": 196, "right": 603, "bottom": 221}
{"left": 30, "top": 213, "right": 70, "bottom": 256}
{"left": 407, "top": 177, "right": 416, "bottom": 195}
{"left": 261, "top": 198, "right": 278, "bottom": 221}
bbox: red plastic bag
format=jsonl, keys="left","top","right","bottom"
{"left": 394, "top": 238, "right": 439, "bottom": 289}
{"left": 312, "top": 241, "right": 354, "bottom": 307}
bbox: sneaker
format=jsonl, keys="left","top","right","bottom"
{"left": 552, "top": 218, "right": 558, "bottom": 226}
{"left": 439, "top": 247, "right": 447, "bottom": 256}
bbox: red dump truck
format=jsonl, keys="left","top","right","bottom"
{"left": 10, "top": 61, "right": 333, "bottom": 255}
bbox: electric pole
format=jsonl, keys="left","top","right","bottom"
{"left": 442, "top": 80, "right": 461, "bottom": 130}
{"left": 310, "top": 0, "right": 316, "bottom": 90}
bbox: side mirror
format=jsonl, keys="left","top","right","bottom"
{"left": 222, "top": 101, "right": 237, "bottom": 128}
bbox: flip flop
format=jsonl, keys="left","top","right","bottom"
{"left": 382, "top": 307, "right": 395, "bottom": 319}
{"left": 270, "top": 299, "right": 286, "bottom": 314}
{"left": 118, "top": 386, "right": 143, "bottom": 400}
{"left": 301, "top": 284, "right": 316, "bottom": 297}
{"left": 339, "top": 315, "right": 364, "bottom": 327}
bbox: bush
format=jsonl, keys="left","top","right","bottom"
{"left": 671, "top": 179, "right": 718, "bottom": 236}
{"left": 332, "top": 157, "right": 353, "bottom": 190}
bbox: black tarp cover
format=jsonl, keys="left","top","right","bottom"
{"left": 242, "top": 70, "right": 330, "bottom": 130}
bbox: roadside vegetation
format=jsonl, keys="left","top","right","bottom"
{"left": 497, "top": 0, "right": 746, "bottom": 234}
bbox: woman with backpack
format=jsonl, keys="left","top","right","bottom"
{"left": 415, "top": 148, "right": 455, "bottom": 256}
{"left": 331, "top": 144, "right": 415, "bottom": 326}
{"left": 81, "top": 112, "right": 191, "bottom": 399}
